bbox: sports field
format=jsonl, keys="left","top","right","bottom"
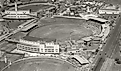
{"left": 29, "top": 17, "right": 101, "bottom": 41}
{"left": 2, "top": 57, "right": 77, "bottom": 71}
{"left": 18, "top": 4, "right": 53, "bottom": 12}
{"left": 9, "top": 3, "right": 54, "bottom": 12}
{"left": 29, "top": 24, "right": 93, "bottom": 41}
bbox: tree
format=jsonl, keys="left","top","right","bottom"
{"left": 116, "top": 60, "right": 121, "bottom": 64}
{"left": 115, "top": 58, "right": 121, "bottom": 64}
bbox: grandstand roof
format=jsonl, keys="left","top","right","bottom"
{"left": 89, "top": 17, "right": 109, "bottom": 22}
{"left": 71, "top": 55, "right": 89, "bottom": 64}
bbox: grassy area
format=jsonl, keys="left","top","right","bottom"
{"left": 40, "top": 17, "right": 86, "bottom": 26}
{"left": 0, "top": 61, "right": 7, "bottom": 71}
{"left": 29, "top": 17, "right": 102, "bottom": 42}
{"left": 8, "top": 32, "right": 26, "bottom": 39}
{"left": 18, "top": 4, "right": 53, "bottom": 12}
{"left": 29, "top": 23, "right": 93, "bottom": 41}
{"left": 29, "top": 17, "right": 96, "bottom": 41}
{"left": 2, "top": 58, "right": 76, "bottom": 71}
{"left": 6, "top": 20, "right": 25, "bottom": 29}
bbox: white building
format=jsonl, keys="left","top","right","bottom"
{"left": 17, "top": 36, "right": 60, "bottom": 54}
{"left": 2, "top": 10, "right": 37, "bottom": 19}
{"left": 99, "top": 9, "right": 120, "bottom": 14}
{"left": 4, "top": 10, "right": 30, "bottom": 15}
{"left": 2, "top": 2, "right": 37, "bottom": 19}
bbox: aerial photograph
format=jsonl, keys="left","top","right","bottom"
{"left": 0, "top": 0, "right": 121, "bottom": 71}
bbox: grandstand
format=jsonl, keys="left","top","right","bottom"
{"left": 70, "top": 55, "right": 89, "bottom": 65}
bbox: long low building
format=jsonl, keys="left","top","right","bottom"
{"left": 89, "top": 17, "right": 109, "bottom": 23}
{"left": 99, "top": 9, "right": 120, "bottom": 14}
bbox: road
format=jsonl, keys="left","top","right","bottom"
{"left": 102, "top": 18, "right": 121, "bottom": 58}
{"left": 92, "top": 17, "right": 121, "bottom": 71}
